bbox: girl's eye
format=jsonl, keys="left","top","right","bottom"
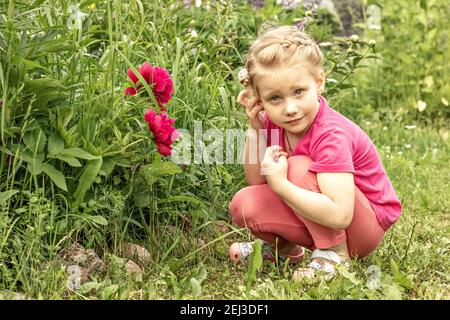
{"left": 271, "top": 96, "right": 280, "bottom": 102}
{"left": 294, "top": 89, "right": 304, "bottom": 95}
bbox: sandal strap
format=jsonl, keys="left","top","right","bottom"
{"left": 234, "top": 241, "right": 304, "bottom": 263}
{"left": 310, "top": 249, "right": 342, "bottom": 264}
{"left": 309, "top": 257, "right": 337, "bottom": 273}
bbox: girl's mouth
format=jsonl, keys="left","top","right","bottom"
{"left": 285, "top": 116, "right": 304, "bottom": 124}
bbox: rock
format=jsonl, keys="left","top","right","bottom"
{"left": 121, "top": 242, "right": 151, "bottom": 267}
{"left": 58, "top": 243, "right": 105, "bottom": 287}
{"left": 125, "top": 260, "right": 143, "bottom": 274}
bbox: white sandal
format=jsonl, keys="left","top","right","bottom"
{"left": 228, "top": 240, "right": 305, "bottom": 264}
{"left": 292, "top": 249, "right": 350, "bottom": 281}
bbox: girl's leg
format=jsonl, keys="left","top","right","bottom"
{"left": 229, "top": 184, "right": 315, "bottom": 251}
{"left": 286, "top": 155, "right": 385, "bottom": 258}
{"left": 345, "top": 187, "right": 385, "bottom": 258}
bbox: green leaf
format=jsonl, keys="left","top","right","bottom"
{"left": 82, "top": 214, "right": 108, "bottom": 226}
{"left": 245, "top": 240, "right": 262, "bottom": 292}
{"left": 336, "top": 264, "right": 360, "bottom": 285}
{"left": 0, "top": 146, "right": 14, "bottom": 156}
{"left": 61, "top": 148, "right": 98, "bottom": 160}
{"left": 141, "top": 162, "right": 182, "bottom": 185}
{"left": 383, "top": 284, "right": 403, "bottom": 300}
{"left": 219, "top": 86, "right": 230, "bottom": 120}
{"left": 161, "top": 195, "right": 207, "bottom": 209}
{"left": 74, "top": 158, "right": 103, "bottom": 205}
{"left": 10, "top": 55, "right": 48, "bottom": 71}
{"left": 0, "top": 190, "right": 19, "bottom": 203}
{"left": 101, "top": 284, "right": 118, "bottom": 299}
{"left": 134, "top": 191, "right": 151, "bottom": 208}
{"left": 192, "top": 262, "right": 207, "bottom": 284}
{"left": 23, "top": 127, "right": 47, "bottom": 154}
{"left": 48, "top": 132, "right": 65, "bottom": 156}
{"left": 78, "top": 281, "right": 102, "bottom": 295}
{"left": 23, "top": 78, "right": 67, "bottom": 110}
{"left": 41, "top": 163, "right": 68, "bottom": 191}
{"left": 27, "top": 161, "right": 43, "bottom": 175}
{"left": 99, "top": 158, "right": 115, "bottom": 177}
{"left": 54, "top": 155, "right": 82, "bottom": 167}
{"left": 190, "top": 278, "right": 202, "bottom": 299}
{"left": 390, "top": 259, "right": 414, "bottom": 289}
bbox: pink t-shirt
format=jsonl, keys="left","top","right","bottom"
{"left": 263, "top": 95, "right": 402, "bottom": 231}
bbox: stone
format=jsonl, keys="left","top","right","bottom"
{"left": 125, "top": 260, "right": 143, "bottom": 274}
{"left": 58, "top": 243, "right": 105, "bottom": 287}
{"left": 121, "top": 242, "right": 151, "bottom": 267}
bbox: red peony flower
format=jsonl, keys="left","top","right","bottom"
{"left": 144, "top": 109, "right": 180, "bottom": 156}
{"left": 125, "top": 62, "right": 174, "bottom": 109}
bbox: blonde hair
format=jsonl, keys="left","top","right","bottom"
{"left": 242, "top": 25, "right": 323, "bottom": 96}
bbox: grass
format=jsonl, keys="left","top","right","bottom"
{"left": 120, "top": 120, "right": 450, "bottom": 300}
{"left": 0, "top": 0, "right": 449, "bottom": 300}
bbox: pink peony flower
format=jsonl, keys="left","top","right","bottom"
{"left": 125, "top": 62, "right": 174, "bottom": 109}
{"left": 144, "top": 109, "right": 180, "bottom": 156}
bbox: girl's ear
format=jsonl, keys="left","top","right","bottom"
{"left": 316, "top": 70, "right": 325, "bottom": 95}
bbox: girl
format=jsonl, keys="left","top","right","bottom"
{"left": 228, "top": 26, "right": 402, "bottom": 280}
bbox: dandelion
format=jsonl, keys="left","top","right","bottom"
{"left": 144, "top": 110, "right": 180, "bottom": 156}
{"left": 417, "top": 100, "right": 427, "bottom": 112}
{"left": 404, "top": 144, "right": 411, "bottom": 149}
{"left": 404, "top": 125, "right": 417, "bottom": 130}
{"left": 125, "top": 62, "right": 174, "bottom": 110}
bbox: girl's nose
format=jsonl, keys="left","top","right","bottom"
{"left": 284, "top": 99, "right": 298, "bottom": 115}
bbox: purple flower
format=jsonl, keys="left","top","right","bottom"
{"left": 280, "top": 0, "right": 299, "bottom": 10}
{"left": 294, "top": 19, "right": 304, "bottom": 30}
{"left": 303, "top": 0, "right": 321, "bottom": 11}
{"left": 250, "top": 0, "right": 264, "bottom": 10}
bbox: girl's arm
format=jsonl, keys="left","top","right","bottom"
{"left": 261, "top": 146, "right": 355, "bottom": 230}
{"left": 271, "top": 172, "right": 355, "bottom": 230}
{"left": 243, "top": 128, "right": 267, "bottom": 185}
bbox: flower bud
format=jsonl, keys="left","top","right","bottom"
{"left": 351, "top": 34, "right": 359, "bottom": 42}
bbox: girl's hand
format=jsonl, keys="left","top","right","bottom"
{"left": 236, "top": 89, "right": 264, "bottom": 130}
{"left": 261, "top": 145, "right": 289, "bottom": 189}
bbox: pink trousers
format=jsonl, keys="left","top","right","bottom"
{"left": 229, "top": 156, "right": 385, "bottom": 258}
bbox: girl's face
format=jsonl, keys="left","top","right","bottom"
{"left": 254, "top": 62, "right": 325, "bottom": 138}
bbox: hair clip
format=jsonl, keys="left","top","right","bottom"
{"left": 238, "top": 68, "right": 250, "bottom": 86}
